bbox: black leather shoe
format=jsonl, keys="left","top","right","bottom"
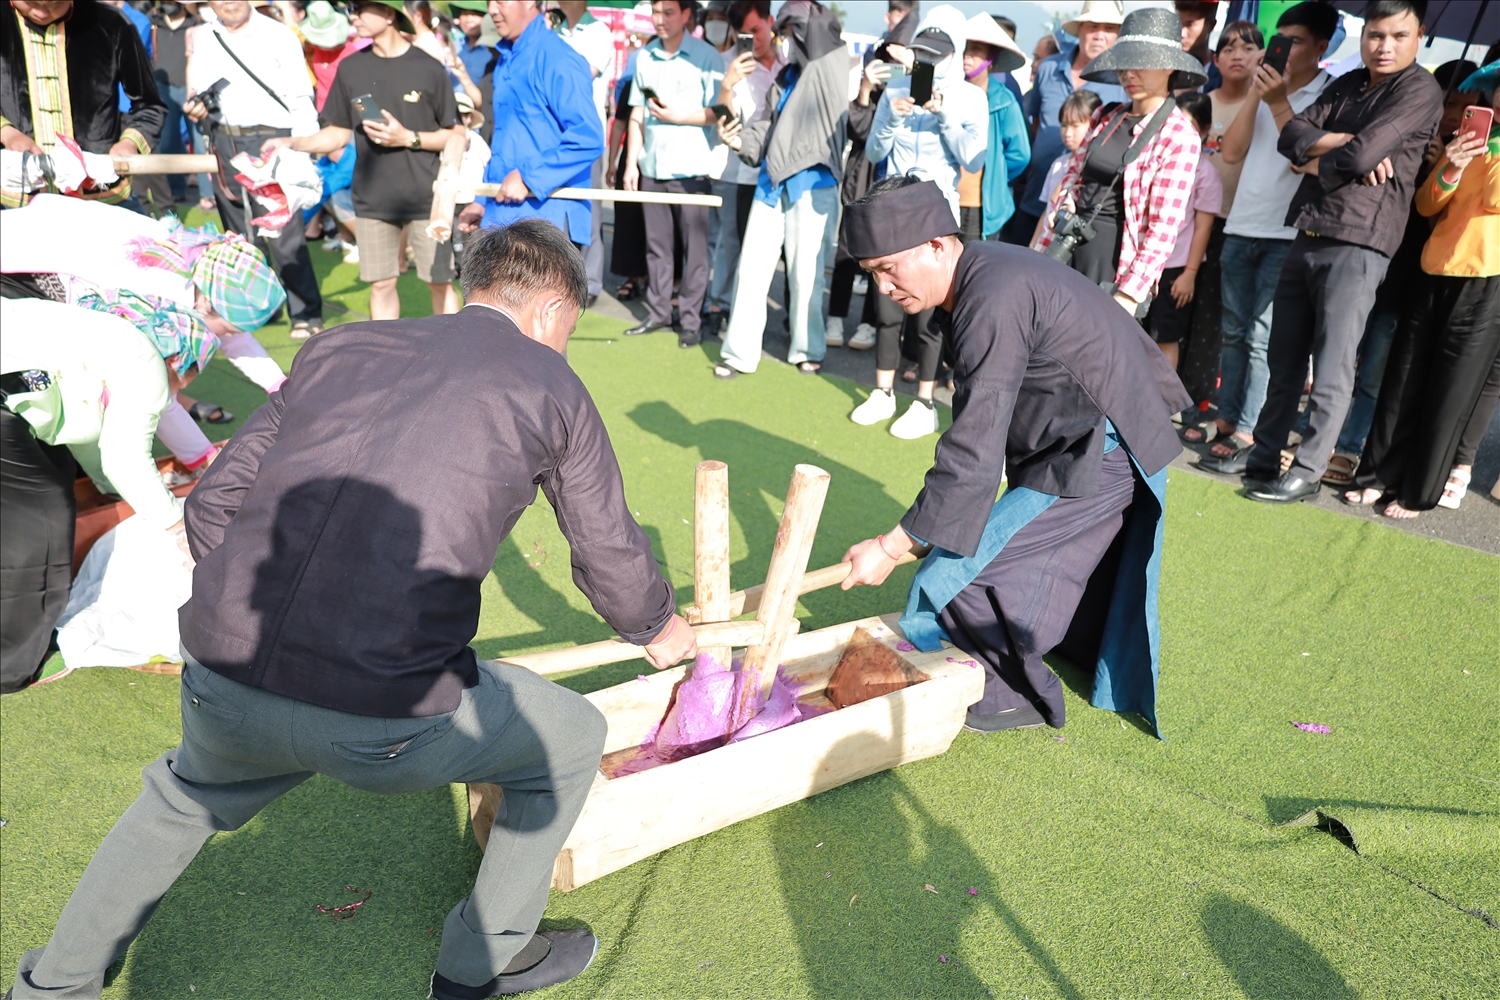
{"left": 1197, "top": 442, "right": 1252, "bottom": 476}
{"left": 963, "top": 703, "right": 1047, "bottom": 733}
{"left": 1246, "top": 471, "right": 1321, "bottom": 504}
{"left": 678, "top": 332, "right": 701, "bottom": 348}
{"left": 624, "top": 320, "right": 671, "bottom": 337}
{"left": 430, "top": 929, "right": 598, "bottom": 998}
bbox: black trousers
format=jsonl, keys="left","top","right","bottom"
{"left": 641, "top": 174, "right": 711, "bottom": 333}
{"left": 1247, "top": 234, "right": 1390, "bottom": 483}
{"left": 1, "top": 406, "right": 76, "bottom": 692}
{"left": 937, "top": 446, "right": 1137, "bottom": 727}
{"left": 1353, "top": 273, "right": 1500, "bottom": 509}
{"left": 209, "top": 125, "right": 323, "bottom": 324}
{"left": 873, "top": 291, "right": 941, "bottom": 382}
{"left": 1178, "top": 218, "right": 1226, "bottom": 406}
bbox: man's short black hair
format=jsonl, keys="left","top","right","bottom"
{"left": 1174, "top": 1, "right": 1218, "bottom": 20}
{"left": 727, "top": 0, "right": 770, "bottom": 31}
{"left": 991, "top": 14, "right": 1017, "bottom": 39}
{"left": 1276, "top": 1, "right": 1341, "bottom": 42}
{"left": 460, "top": 219, "right": 589, "bottom": 311}
{"left": 1362, "top": 0, "right": 1427, "bottom": 26}
{"left": 855, "top": 172, "right": 923, "bottom": 208}
{"left": 888, "top": 1, "right": 918, "bottom": 14}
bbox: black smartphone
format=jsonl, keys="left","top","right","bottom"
{"left": 735, "top": 32, "right": 755, "bottom": 57}
{"left": 909, "top": 61, "right": 935, "bottom": 106}
{"left": 1263, "top": 34, "right": 1293, "bottom": 76}
{"left": 351, "top": 93, "right": 385, "bottom": 123}
{"left": 638, "top": 85, "right": 660, "bottom": 105}
{"left": 711, "top": 103, "right": 735, "bottom": 123}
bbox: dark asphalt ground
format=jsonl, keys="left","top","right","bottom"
{"left": 591, "top": 208, "right": 1499, "bottom": 556}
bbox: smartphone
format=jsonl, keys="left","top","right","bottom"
{"left": 909, "top": 60, "right": 935, "bottom": 106}
{"left": 351, "top": 93, "right": 385, "bottom": 123}
{"left": 735, "top": 32, "right": 754, "bottom": 57}
{"left": 711, "top": 103, "right": 735, "bottom": 123}
{"left": 1263, "top": 34, "right": 1293, "bottom": 76}
{"left": 1458, "top": 105, "right": 1495, "bottom": 146}
{"left": 638, "top": 85, "right": 660, "bottom": 105}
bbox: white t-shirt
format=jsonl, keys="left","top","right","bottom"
{"left": 1223, "top": 71, "right": 1332, "bottom": 241}
{"left": 722, "top": 55, "right": 786, "bottom": 185}
{"left": 1039, "top": 151, "right": 1072, "bottom": 211}
{"left": 186, "top": 15, "right": 319, "bottom": 135}
{"left": 558, "top": 15, "right": 615, "bottom": 130}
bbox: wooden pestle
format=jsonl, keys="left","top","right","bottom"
{"left": 693, "top": 461, "right": 733, "bottom": 668}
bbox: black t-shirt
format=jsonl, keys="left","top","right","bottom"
{"left": 323, "top": 46, "right": 460, "bottom": 220}
{"left": 1078, "top": 113, "right": 1143, "bottom": 222}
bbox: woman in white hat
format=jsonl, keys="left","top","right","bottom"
{"left": 960, "top": 13, "right": 1030, "bottom": 242}
{"left": 1036, "top": 6, "right": 1204, "bottom": 318}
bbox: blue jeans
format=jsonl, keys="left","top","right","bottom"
{"left": 1215, "top": 235, "right": 1291, "bottom": 431}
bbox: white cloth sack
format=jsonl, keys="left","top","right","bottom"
{"left": 56, "top": 516, "right": 193, "bottom": 668}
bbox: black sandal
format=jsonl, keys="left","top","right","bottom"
{"left": 188, "top": 401, "right": 233, "bottom": 424}
{"left": 615, "top": 279, "right": 642, "bottom": 301}
{"left": 797, "top": 362, "right": 822, "bottom": 374}
{"left": 713, "top": 364, "right": 739, "bottom": 380}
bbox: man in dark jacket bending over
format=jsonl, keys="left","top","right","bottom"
{"left": 9, "top": 220, "right": 697, "bottom": 1000}
{"left": 839, "top": 177, "right": 1191, "bottom": 738}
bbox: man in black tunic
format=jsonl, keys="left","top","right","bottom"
{"left": 8, "top": 221, "right": 697, "bottom": 1000}
{"left": 840, "top": 177, "right": 1191, "bottom": 734}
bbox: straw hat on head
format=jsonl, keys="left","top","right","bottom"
{"left": 965, "top": 13, "right": 1026, "bottom": 74}
{"left": 454, "top": 89, "right": 485, "bottom": 130}
{"left": 301, "top": 1, "right": 351, "bottom": 49}
{"left": 1081, "top": 7, "right": 1208, "bottom": 91}
{"left": 1061, "top": 0, "right": 1124, "bottom": 38}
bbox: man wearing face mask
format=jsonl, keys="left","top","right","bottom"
{"left": 7, "top": 220, "right": 697, "bottom": 1000}
{"left": 713, "top": 0, "right": 846, "bottom": 378}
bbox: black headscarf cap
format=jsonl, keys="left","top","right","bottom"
{"left": 843, "top": 180, "right": 960, "bottom": 260}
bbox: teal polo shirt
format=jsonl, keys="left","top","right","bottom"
{"left": 629, "top": 33, "right": 724, "bottom": 180}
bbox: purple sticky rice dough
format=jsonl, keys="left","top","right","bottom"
{"left": 644, "top": 653, "right": 813, "bottom": 766}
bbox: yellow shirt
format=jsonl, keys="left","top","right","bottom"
{"left": 1417, "top": 127, "right": 1500, "bottom": 278}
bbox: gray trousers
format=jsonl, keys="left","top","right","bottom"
{"left": 641, "top": 174, "right": 711, "bottom": 333}
{"left": 584, "top": 156, "right": 605, "bottom": 297}
{"left": 11, "top": 657, "right": 606, "bottom": 998}
{"left": 1247, "top": 234, "right": 1391, "bottom": 483}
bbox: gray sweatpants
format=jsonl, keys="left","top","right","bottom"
{"left": 10, "top": 656, "right": 606, "bottom": 998}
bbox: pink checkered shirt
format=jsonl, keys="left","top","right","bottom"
{"left": 1036, "top": 105, "right": 1203, "bottom": 302}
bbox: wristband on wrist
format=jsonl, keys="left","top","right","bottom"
{"left": 875, "top": 534, "right": 902, "bottom": 561}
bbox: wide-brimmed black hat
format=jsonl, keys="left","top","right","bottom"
{"left": 1080, "top": 7, "right": 1208, "bottom": 91}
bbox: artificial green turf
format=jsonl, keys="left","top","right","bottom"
{"left": 3, "top": 270, "right": 1497, "bottom": 998}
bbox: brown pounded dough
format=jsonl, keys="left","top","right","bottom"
{"left": 825, "top": 639, "right": 929, "bottom": 709}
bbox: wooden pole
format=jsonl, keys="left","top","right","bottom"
{"left": 693, "top": 461, "right": 733, "bottom": 668}
{"left": 468, "top": 185, "right": 722, "bottom": 207}
{"left": 682, "top": 552, "right": 918, "bottom": 624}
{"left": 112, "top": 153, "right": 220, "bottom": 175}
{"left": 427, "top": 131, "right": 468, "bottom": 242}
{"left": 499, "top": 619, "right": 765, "bottom": 675}
{"left": 734, "top": 464, "right": 831, "bottom": 725}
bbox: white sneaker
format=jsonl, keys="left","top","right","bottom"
{"left": 342, "top": 244, "right": 360, "bottom": 265}
{"left": 825, "top": 315, "right": 845, "bottom": 347}
{"left": 890, "top": 399, "right": 939, "bottom": 439}
{"left": 850, "top": 387, "right": 896, "bottom": 425}
{"left": 852, "top": 274, "right": 869, "bottom": 295}
{"left": 848, "top": 323, "right": 877, "bottom": 350}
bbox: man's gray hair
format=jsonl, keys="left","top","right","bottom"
{"left": 459, "top": 219, "right": 589, "bottom": 311}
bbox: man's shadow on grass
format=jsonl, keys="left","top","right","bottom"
{"left": 627, "top": 401, "right": 919, "bottom": 627}
{"left": 767, "top": 696, "right": 1086, "bottom": 999}
{"left": 1200, "top": 893, "right": 1357, "bottom": 999}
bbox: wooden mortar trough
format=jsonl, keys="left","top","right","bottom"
{"left": 468, "top": 613, "right": 982, "bottom": 891}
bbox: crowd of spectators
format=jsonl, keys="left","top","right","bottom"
{"left": 0, "top": 0, "right": 1497, "bottom": 692}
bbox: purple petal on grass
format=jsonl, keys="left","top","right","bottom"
{"left": 1292, "top": 721, "right": 1331, "bottom": 734}
{"left": 896, "top": 640, "right": 916, "bottom": 652}
{"left": 967, "top": 887, "right": 978, "bottom": 896}
{"left": 938, "top": 955, "right": 948, "bottom": 963}
{"left": 637, "top": 675, "right": 649, "bottom": 683}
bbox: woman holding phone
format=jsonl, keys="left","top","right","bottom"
{"left": 1345, "top": 63, "right": 1500, "bottom": 516}
{"left": 1036, "top": 7, "right": 1203, "bottom": 318}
